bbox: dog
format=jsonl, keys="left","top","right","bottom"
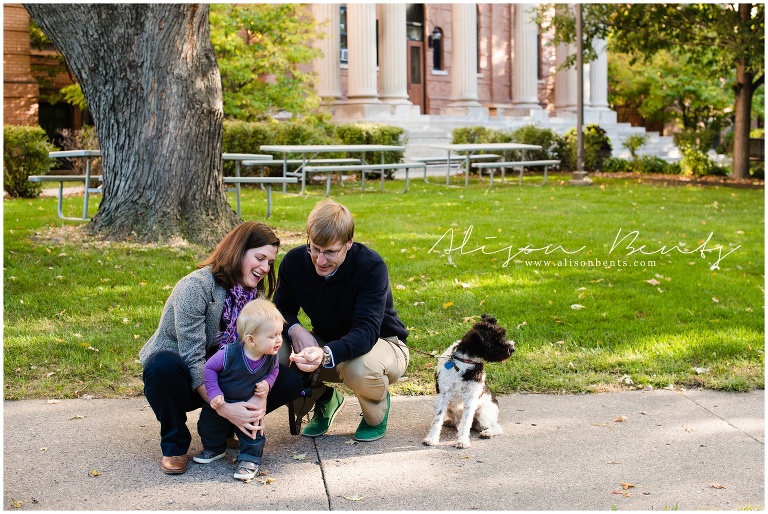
{"left": 423, "top": 315, "right": 515, "bottom": 449}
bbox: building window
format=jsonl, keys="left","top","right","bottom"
{"left": 406, "top": 4, "right": 424, "bottom": 41}
{"left": 340, "top": 5, "right": 348, "bottom": 63}
{"left": 429, "top": 27, "right": 443, "bottom": 70}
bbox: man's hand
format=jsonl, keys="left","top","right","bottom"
{"left": 287, "top": 325, "right": 320, "bottom": 353}
{"left": 289, "top": 346, "right": 324, "bottom": 372}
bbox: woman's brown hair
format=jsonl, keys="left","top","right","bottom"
{"left": 198, "top": 222, "right": 280, "bottom": 296}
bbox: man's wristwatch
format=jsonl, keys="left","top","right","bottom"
{"left": 322, "top": 346, "right": 333, "bottom": 367}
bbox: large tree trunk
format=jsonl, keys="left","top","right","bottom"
{"left": 731, "top": 63, "right": 756, "bottom": 180}
{"left": 25, "top": 4, "right": 239, "bottom": 246}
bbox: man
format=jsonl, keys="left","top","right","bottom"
{"left": 273, "top": 199, "right": 409, "bottom": 441}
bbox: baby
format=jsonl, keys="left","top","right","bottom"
{"left": 193, "top": 298, "right": 284, "bottom": 481}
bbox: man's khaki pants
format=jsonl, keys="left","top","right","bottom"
{"left": 280, "top": 336, "right": 409, "bottom": 426}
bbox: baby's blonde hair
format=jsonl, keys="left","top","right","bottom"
{"left": 236, "top": 298, "right": 285, "bottom": 339}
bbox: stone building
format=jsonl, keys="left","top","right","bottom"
{"left": 3, "top": 3, "right": 675, "bottom": 159}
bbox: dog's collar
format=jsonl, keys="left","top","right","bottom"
{"left": 447, "top": 353, "right": 482, "bottom": 371}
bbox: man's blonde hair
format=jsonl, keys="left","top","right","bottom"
{"left": 306, "top": 199, "right": 354, "bottom": 247}
{"left": 237, "top": 298, "right": 285, "bottom": 339}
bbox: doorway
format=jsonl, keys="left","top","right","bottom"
{"left": 406, "top": 4, "right": 425, "bottom": 113}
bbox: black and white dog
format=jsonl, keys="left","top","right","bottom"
{"left": 423, "top": 315, "right": 515, "bottom": 449}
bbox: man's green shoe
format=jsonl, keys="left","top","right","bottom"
{"left": 354, "top": 392, "right": 390, "bottom": 442}
{"left": 301, "top": 388, "right": 345, "bottom": 438}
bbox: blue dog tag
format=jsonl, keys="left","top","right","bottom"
{"left": 444, "top": 361, "right": 454, "bottom": 370}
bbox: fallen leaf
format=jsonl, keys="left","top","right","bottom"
{"left": 460, "top": 455, "right": 470, "bottom": 459}
{"left": 345, "top": 439, "right": 358, "bottom": 445}
{"left": 262, "top": 477, "right": 276, "bottom": 485}
{"left": 710, "top": 482, "right": 726, "bottom": 489}
{"left": 646, "top": 279, "right": 661, "bottom": 286}
{"left": 570, "top": 304, "right": 585, "bottom": 310}
{"left": 292, "top": 453, "right": 307, "bottom": 460}
{"left": 11, "top": 499, "right": 24, "bottom": 508}
{"left": 89, "top": 469, "right": 101, "bottom": 477}
{"left": 343, "top": 495, "right": 365, "bottom": 501}
{"left": 613, "top": 416, "right": 627, "bottom": 423}
{"left": 516, "top": 321, "right": 528, "bottom": 329}
{"left": 69, "top": 415, "right": 85, "bottom": 420}
{"left": 442, "top": 302, "right": 454, "bottom": 309}
{"left": 712, "top": 297, "right": 719, "bottom": 303}
{"left": 621, "top": 482, "right": 635, "bottom": 490}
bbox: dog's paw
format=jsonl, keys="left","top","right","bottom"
{"left": 422, "top": 437, "right": 438, "bottom": 446}
{"left": 479, "top": 426, "right": 503, "bottom": 439}
{"left": 455, "top": 439, "right": 471, "bottom": 449}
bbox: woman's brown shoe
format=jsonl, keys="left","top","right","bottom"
{"left": 161, "top": 455, "right": 188, "bottom": 474}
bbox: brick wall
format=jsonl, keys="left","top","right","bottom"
{"left": 3, "top": 4, "right": 39, "bottom": 125}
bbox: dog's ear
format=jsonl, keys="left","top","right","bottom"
{"left": 481, "top": 314, "right": 497, "bottom": 325}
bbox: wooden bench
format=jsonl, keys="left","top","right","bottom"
{"left": 223, "top": 176, "right": 297, "bottom": 218}
{"left": 303, "top": 162, "right": 428, "bottom": 195}
{"left": 471, "top": 159, "right": 560, "bottom": 187}
{"left": 28, "top": 174, "right": 103, "bottom": 220}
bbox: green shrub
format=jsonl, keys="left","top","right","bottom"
{"left": 637, "top": 155, "right": 674, "bottom": 174}
{"left": 562, "top": 124, "right": 613, "bottom": 172}
{"left": 622, "top": 134, "right": 649, "bottom": 159}
{"left": 509, "top": 124, "right": 565, "bottom": 161}
{"left": 749, "top": 163, "right": 764, "bottom": 180}
{"left": 3, "top": 125, "right": 56, "bottom": 198}
{"left": 336, "top": 123, "right": 406, "bottom": 165}
{"left": 601, "top": 157, "right": 632, "bottom": 172}
{"left": 680, "top": 147, "right": 716, "bottom": 176}
{"left": 749, "top": 128, "right": 764, "bottom": 139}
{"left": 452, "top": 126, "right": 493, "bottom": 145}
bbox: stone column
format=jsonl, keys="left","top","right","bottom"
{"left": 312, "top": 4, "right": 341, "bottom": 103}
{"left": 585, "top": 37, "right": 617, "bottom": 124}
{"left": 554, "top": 42, "right": 577, "bottom": 117}
{"left": 346, "top": 4, "right": 379, "bottom": 102}
{"left": 379, "top": 4, "right": 411, "bottom": 110}
{"left": 334, "top": 3, "right": 390, "bottom": 120}
{"left": 510, "top": 4, "right": 542, "bottom": 113}
{"left": 445, "top": 3, "right": 485, "bottom": 117}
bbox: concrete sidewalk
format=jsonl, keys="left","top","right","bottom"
{"left": 3, "top": 390, "right": 764, "bottom": 511}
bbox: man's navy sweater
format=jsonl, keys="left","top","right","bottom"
{"left": 273, "top": 242, "right": 408, "bottom": 363}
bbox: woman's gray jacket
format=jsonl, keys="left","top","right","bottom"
{"left": 139, "top": 267, "right": 227, "bottom": 391}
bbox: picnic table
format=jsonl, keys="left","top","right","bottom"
{"left": 429, "top": 143, "right": 543, "bottom": 186}
{"left": 259, "top": 144, "right": 407, "bottom": 195}
{"left": 222, "top": 153, "right": 273, "bottom": 215}
{"left": 27, "top": 150, "right": 102, "bottom": 220}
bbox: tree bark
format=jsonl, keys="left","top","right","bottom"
{"left": 25, "top": 4, "right": 239, "bottom": 246}
{"left": 731, "top": 64, "right": 756, "bottom": 180}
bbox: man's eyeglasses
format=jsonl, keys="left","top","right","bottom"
{"left": 306, "top": 240, "right": 347, "bottom": 260}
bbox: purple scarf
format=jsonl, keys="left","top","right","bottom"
{"left": 219, "top": 283, "right": 259, "bottom": 347}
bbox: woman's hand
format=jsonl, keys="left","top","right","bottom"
{"left": 287, "top": 325, "right": 320, "bottom": 353}
{"left": 289, "top": 346, "right": 324, "bottom": 372}
{"left": 215, "top": 400, "right": 265, "bottom": 437}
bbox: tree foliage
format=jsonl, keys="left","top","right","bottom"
{"left": 609, "top": 49, "right": 734, "bottom": 151}
{"left": 540, "top": 3, "right": 765, "bottom": 179}
{"left": 209, "top": 4, "right": 322, "bottom": 121}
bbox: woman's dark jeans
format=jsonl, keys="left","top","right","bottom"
{"left": 142, "top": 350, "right": 303, "bottom": 457}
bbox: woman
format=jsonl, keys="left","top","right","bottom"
{"left": 139, "top": 222, "right": 303, "bottom": 474}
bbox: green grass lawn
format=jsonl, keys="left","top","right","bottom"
{"left": 3, "top": 173, "right": 764, "bottom": 399}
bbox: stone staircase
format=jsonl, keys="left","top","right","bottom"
{"left": 387, "top": 112, "right": 679, "bottom": 163}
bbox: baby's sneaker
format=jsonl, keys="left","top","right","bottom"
{"left": 192, "top": 449, "right": 225, "bottom": 464}
{"left": 233, "top": 461, "right": 259, "bottom": 481}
